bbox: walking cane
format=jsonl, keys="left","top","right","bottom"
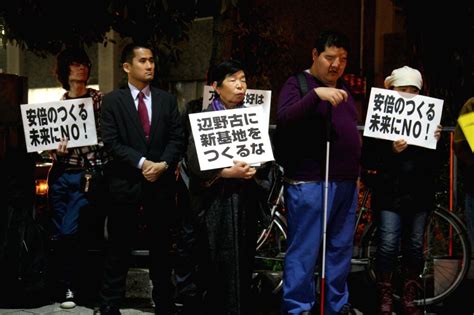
{"left": 320, "top": 104, "right": 332, "bottom": 315}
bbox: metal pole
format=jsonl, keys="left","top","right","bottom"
{"left": 320, "top": 105, "right": 332, "bottom": 315}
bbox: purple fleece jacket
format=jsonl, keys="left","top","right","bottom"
{"left": 276, "top": 71, "right": 361, "bottom": 181}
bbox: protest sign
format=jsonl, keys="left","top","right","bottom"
{"left": 189, "top": 106, "right": 274, "bottom": 171}
{"left": 20, "top": 97, "right": 98, "bottom": 153}
{"left": 458, "top": 111, "right": 474, "bottom": 152}
{"left": 363, "top": 87, "right": 443, "bottom": 149}
{"left": 202, "top": 85, "right": 272, "bottom": 132}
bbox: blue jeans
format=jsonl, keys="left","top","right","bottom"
{"left": 465, "top": 192, "right": 474, "bottom": 247}
{"left": 375, "top": 210, "right": 428, "bottom": 273}
{"left": 282, "top": 181, "right": 358, "bottom": 315}
{"left": 48, "top": 169, "right": 89, "bottom": 237}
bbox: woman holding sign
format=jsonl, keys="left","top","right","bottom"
{"left": 361, "top": 66, "right": 442, "bottom": 315}
{"left": 186, "top": 59, "right": 268, "bottom": 315}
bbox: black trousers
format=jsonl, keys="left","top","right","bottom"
{"left": 98, "top": 200, "right": 174, "bottom": 313}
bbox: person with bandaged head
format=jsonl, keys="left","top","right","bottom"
{"left": 361, "top": 66, "right": 442, "bottom": 315}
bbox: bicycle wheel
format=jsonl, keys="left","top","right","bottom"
{"left": 253, "top": 209, "right": 287, "bottom": 295}
{"left": 360, "top": 206, "right": 471, "bottom": 305}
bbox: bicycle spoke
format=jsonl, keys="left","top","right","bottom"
{"left": 360, "top": 206, "right": 471, "bottom": 306}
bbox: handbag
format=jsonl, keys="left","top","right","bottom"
{"left": 79, "top": 154, "right": 106, "bottom": 201}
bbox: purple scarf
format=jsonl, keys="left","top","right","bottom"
{"left": 211, "top": 97, "right": 244, "bottom": 111}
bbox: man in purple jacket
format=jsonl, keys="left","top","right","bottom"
{"left": 276, "top": 30, "right": 361, "bottom": 315}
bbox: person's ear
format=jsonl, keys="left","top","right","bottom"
{"left": 122, "top": 62, "right": 131, "bottom": 74}
{"left": 212, "top": 81, "right": 219, "bottom": 94}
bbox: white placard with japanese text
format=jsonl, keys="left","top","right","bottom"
{"left": 363, "top": 87, "right": 443, "bottom": 149}
{"left": 189, "top": 106, "right": 275, "bottom": 171}
{"left": 202, "top": 85, "right": 272, "bottom": 132}
{"left": 21, "top": 97, "right": 98, "bottom": 153}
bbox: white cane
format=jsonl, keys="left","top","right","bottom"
{"left": 320, "top": 104, "right": 332, "bottom": 315}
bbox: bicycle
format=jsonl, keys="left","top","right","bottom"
{"left": 252, "top": 163, "right": 287, "bottom": 295}
{"left": 252, "top": 166, "right": 472, "bottom": 307}
{"left": 357, "top": 186, "right": 472, "bottom": 306}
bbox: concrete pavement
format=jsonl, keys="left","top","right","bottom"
{"left": 0, "top": 268, "right": 154, "bottom": 315}
{"left": 0, "top": 301, "right": 154, "bottom": 314}
{"left": 1, "top": 267, "right": 472, "bottom": 314}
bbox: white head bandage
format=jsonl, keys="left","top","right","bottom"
{"left": 384, "top": 66, "right": 423, "bottom": 90}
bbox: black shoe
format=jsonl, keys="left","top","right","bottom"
{"left": 60, "top": 288, "right": 76, "bottom": 309}
{"left": 179, "top": 294, "right": 203, "bottom": 315}
{"left": 155, "top": 303, "right": 178, "bottom": 315}
{"left": 99, "top": 304, "right": 121, "bottom": 315}
{"left": 338, "top": 303, "right": 356, "bottom": 315}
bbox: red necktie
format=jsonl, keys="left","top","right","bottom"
{"left": 138, "top": 91, "right": 150, "bottom": 140}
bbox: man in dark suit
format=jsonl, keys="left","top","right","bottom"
{"left": 97, "top": 42, "right": 184, "bottom": 315}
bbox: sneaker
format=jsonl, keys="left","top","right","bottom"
{"left": 60, "top": 288, "right": 76, "bottom": 309}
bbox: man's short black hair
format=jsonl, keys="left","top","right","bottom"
{"left": 314, "top": 30, "right": 351, "bottom": 55}
{"left": 120, "top": 42, "right": 154, "bottom": 65}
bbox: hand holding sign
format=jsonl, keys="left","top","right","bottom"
{"left": 392, "top": 139, "right": 408, "bottom": 153}
{"left": 221, "top": 160, "right": 257, "bottom": 180}
{"left": 55, "top": 138, "right": 70, "bottom": 156}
